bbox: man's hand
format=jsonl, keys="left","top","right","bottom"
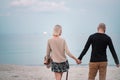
{"left": 116, "top": 64, "right": 120, "bottom": 68}
{"left": 76, "top": 59, "right": 82, "bottom": 64}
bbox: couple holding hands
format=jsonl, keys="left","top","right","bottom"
{"left": 44, "top": 23, "right": 119, "bottom": 80}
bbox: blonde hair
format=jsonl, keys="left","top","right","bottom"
{"left": 97, "top": 23, "right": 106, "bottom": 32}
{"left": 53, "top": 25, "right": 62, "bottom": 36}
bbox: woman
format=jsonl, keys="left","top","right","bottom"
{"left": 45, "top": 25, "right": 80, "bottom": 80}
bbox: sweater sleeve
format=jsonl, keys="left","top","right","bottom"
{"left": 108, "top": 37, "right": 119, "bottom": 65}
{"left": 64, "top": 40, "right": 74, "bottom": 58}
{"left": 78, "top": 35, "right": 92, "bottom": 60}
{"left": 46, "top": 39, "right": 51, "bottom": 58}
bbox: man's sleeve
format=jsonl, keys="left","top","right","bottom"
{"left": 78, "top": 35, "right": 92, "bottom": 60}
{"left": 108, "top": 37, "right": 119, "bottom": 65}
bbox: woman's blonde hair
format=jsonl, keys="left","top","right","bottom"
{"left": 53, "top": 25, "right": 62, "bottom": 36}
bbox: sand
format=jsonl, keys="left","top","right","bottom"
{"left": 0, "top": 64, "right": 120, "bottom": 80}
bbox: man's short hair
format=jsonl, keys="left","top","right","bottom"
{"left": 97, "top": 23, "right": 106, "bottom": 32}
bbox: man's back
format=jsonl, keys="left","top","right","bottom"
{"left": 90, "top": 33, "right": 110, "bottom": 62}
{"left": 78, "top": 33, "right": 119, "bottom": 64}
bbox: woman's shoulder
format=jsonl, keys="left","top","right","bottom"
{"left": 59, "top": 37, "right": 65, "bottom": 40}
{"left": 58, "top": 37, "right": 67, "bottom": 42}
{"left": 48, "top": 36, "right": 66, "bottom": 42}
{"left": 47, "top": 37, "right": 64, "bottom": 40}
{"left": 47, "top": 37, "right": 53, "bottom": 42}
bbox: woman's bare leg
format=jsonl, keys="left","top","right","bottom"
{"left": 54, "top": 72, "right": 63, "bottom": 80}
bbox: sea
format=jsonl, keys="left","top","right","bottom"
{"left": 0, "top": 34, "right": 120, "bottom": 66}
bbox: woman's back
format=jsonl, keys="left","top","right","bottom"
{"left": 47, "top": 37, "right": 67, "bottom": 63}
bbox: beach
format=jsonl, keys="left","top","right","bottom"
{"left": 0, "top": 64, "right": 120, "bottom": 80}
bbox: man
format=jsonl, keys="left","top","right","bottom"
{"left": 78, "top": 23, "right": 119, "bottom": 80}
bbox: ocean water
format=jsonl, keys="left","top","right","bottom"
{"left": 0, "top": 34, "right": 46, "bottom": 65}
{"left": 0, "top": 34, "right": 120, "bottom": 65}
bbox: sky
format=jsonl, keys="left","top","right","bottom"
{"left": 0, "top": 0, "right": 120, "bottom": 65}
{"left": 0, "top": 0, "right": 120, "bottom": 35}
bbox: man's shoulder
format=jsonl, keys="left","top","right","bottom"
{"left": 103, "top": 34, "right": 111, "bottom": 39}
{"left": 91, "top": 33, "right": 110, "bottom": 37}
{"left": 89, "top": 33, "right": 97, "bottom": 37}
{"left": 90, "top": 33, "right": 96, "bottom": 36}
{"left": 89, "top": 33, "right": 111, "bottom": 39}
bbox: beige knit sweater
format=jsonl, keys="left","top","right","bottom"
{"left": 46, "top": 37, "right": 74, "bottom": 63}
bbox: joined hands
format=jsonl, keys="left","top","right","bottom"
{"left": 76, "top": 59, "right": 82, "bottom": 64}
{"left": 116, "top": 64, "right": 120, "bottom": 68}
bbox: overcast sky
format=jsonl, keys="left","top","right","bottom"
{"left": 0, "top": 0, "right": 120, "bottom": 35}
